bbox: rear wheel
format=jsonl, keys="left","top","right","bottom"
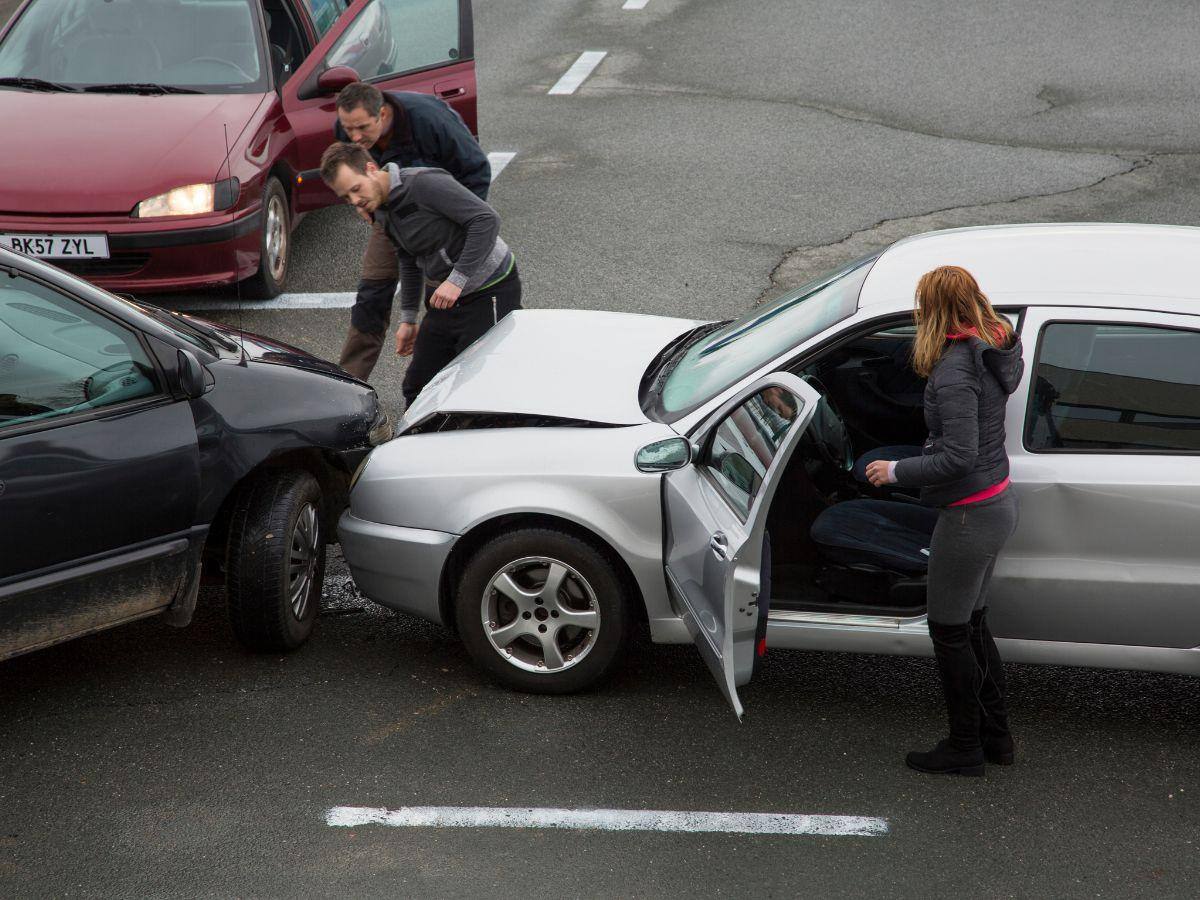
{"left": 225, "top": 470, "right": 325, "bottom": 651}
{"left": 242, "top": 177, "right": 290, "bottom": 299}
{"left": 455, "top": 528, "right": 631, "bottom": 694}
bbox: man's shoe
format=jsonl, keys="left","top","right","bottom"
{"left": 906, "top": 739, "right": 985, "bottom": 776}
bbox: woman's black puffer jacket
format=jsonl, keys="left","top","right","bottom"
{"left": 894, "top": 334, "right": 1025, "bottom": 507}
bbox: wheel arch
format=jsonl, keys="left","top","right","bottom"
{"left": 202, "top": 447, "right": 352, "bottom": 573}
{"left": 438, "top": 512, "right": 649, "bottom": 633}
{"left": 266, "top": 161, "right": 297, "bottom": 217}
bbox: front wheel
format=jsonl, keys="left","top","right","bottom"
{"left": 242, "top": 177, "right": 290, "bottom": 299}
{"left": 225, "top": 470, "right": 325, "bottom": 651}
{"left": 455, "top": 528, "right": 632, "bottom": 694}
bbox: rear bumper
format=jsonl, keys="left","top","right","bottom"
{"left": 0, "top": 208, "right": 263, "bottom": 293}
{"left": 337, "top": 512, "right": 456, "bottom": 624}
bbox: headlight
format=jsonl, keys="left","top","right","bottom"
{"left": 135, "top": 184, "right": 215, "bottom": 217}
{"left": 133, "top": 178, "right": 239, "bottom": 218}
{"left": 367, "top": 410, "right": 393, "bottom": 446}
{"left": 349, "top": 454, "right": 371, "bottom": 490}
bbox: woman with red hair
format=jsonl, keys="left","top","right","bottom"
{"left": 866, "top": 265, "right": 1025, "bottom": 776}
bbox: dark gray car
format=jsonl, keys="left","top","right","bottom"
{"left": 0, "top": 246, "right": 391, "bottom": 661}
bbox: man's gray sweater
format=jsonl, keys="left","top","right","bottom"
{"left": 373, "top": 163, "right": 513, "bottom": 324}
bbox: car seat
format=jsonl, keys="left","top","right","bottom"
{"left": 808, "top": 498, "right": 937, "bottom": 608}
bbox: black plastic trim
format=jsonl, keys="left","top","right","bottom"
{"left": 111, "top": 209, "right": 262, "bottom": 250}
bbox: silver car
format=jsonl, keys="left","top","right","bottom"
{"left": 340, "top": 223, "right": 1200, "bottom": 716}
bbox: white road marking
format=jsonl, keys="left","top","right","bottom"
{"left": 326, "top": 806, "right": 890, "bottom": 837}
{"left": 488, "top": 151, "right": 517, "bottom": 179}
{"left": 177, "top": 151, "right": 519, "bottom": 312}
{"left": 548, "top": 51, "right": 608, "bottom": 95}
{"left": 623, "top": 0, "right": 650, "bottom": 9}
{"left": 179, "top": 292, "right": 356, "bottom": 311}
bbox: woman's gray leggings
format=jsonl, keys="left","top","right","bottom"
{"left": 926, "top": 490, "right": 1019, "bottom": 626}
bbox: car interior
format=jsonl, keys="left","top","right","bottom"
{"left": 263, "top": 0, "right": 309, "bottom": 84}
{"left": 761, "top": 319, "right": 940, "bottom": 617}
{"left": 0, "top": 278, "right": 158, "bottom": 428}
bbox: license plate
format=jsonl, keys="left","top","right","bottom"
{"left": 0, "top": 233, "right": 110, "bottom": 259}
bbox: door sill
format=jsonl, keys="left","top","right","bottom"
{"left": 769, "top": 608, "right": 927, "bottom": 629}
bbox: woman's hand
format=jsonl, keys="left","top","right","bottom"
{"left": 865, "top": 459, "right": 897, "bottom": 487}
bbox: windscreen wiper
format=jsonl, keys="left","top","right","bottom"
{"left": 0, "top": 76, "right": 79, "bottom": 92}
{"left": 135, "top": 302, "right": 240, "bottom": 352}
{"left": 82, "top": 83, "right": 202, "bottom": 95}
{"left": 639, "top": 321, "right": 726, "bottom": 398}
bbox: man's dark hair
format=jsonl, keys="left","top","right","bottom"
{"left": 320, "top": 141, "right": 372, "bottom": 185}
{"left": 335, "top": 81, "right": 384, "bottom": 117}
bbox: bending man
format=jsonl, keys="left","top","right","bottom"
{"left": 333, "top": 82, "right": 491, "bottom": 380}
{"left": 320, "top": 142, "right": 521, "bottom": 407}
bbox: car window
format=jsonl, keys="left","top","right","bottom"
{"left": 704, "top": 386, "right": 806, "bottom": 518}
{"left": 1026, "top": 322, "right": 1200, "bottom": 453}
{"left": 0, "top": 0, "right": 268, "bottom": 92}
{"left": 0, "top": 274, "right": 160, "bottom": 430}
{"left": 324, "top": 0, "right": 461, "bottom": 79}
{"left": 658, "top": 255, "right": 876, "bottom": 420}
{"left": 303, "top": 0, "right": 347, "bottom": 36}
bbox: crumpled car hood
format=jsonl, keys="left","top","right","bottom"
{"left": 403, "top": 309, "right": 704, "bottom": 426}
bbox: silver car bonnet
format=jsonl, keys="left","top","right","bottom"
{"left": 403, "top": 309, "right": 705, "bottom": 426}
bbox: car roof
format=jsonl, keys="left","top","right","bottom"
{"left": 859, "top": 223, "right": 1200, "bottom": 309}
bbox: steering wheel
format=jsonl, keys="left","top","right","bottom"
{"left": 798, "top": 374, "right": 854, "bottom": 475}
{"left": 183, "top": 57, "right": 255, "bottom": 82}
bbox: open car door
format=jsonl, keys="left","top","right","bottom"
{"left": 663, "top": 373, "right": 820, "bottom": 719}
{"left": 282, "top": 0, "right": 476, "bottom": 211}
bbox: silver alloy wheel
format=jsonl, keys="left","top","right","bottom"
{"left": 264, "top": 192, "right": 288, "bottom": 282}
{"left": 481, "top": 556, "right": 601, "bottom": 673}
{"left": 288, "top": 503, "right": 319, "bottom": 620}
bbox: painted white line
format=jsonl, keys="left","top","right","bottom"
{"left": 326, "top": 806, "right": 890, "bottom": 837}
{"left": 178, "top": 292, "right": 355, "bottom": 311}
{"left": 487, "top": 151, "right": 517, "bottom": 180}
{"left": 548, "top": 51, "right": 607, "bottom": 95}
{"left": 623, "top": 0, "right": 650, "bottom": 9}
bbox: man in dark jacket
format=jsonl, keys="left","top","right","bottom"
{"left": 333, "top": 82, "right": 491, "bottom": 380}
{"left": 320, "top": 142, "right": 521, "bottom": 407}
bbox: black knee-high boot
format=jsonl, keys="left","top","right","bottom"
{"left": 970, "top": 608, "right": 1014, "bottom": 765}
{"left": 906, "top": 621, "right": 985, "bottom": 776}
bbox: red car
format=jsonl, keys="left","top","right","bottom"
{"left": 0, "top": 0, "right": 477, "bottom": 297}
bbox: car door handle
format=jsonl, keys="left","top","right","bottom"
{"left": 709, "top": 533, "right": 729, "bottom": 560}
{"left": 436, "top": 85, "right": 465, "bottom": 99}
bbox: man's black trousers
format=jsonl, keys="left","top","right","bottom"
{"left": 402, "top": 266, "right": 523, "bottom": 406}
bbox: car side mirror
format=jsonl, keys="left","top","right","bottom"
{"left": 635, "top": 437, "right": 692, "bottom": 473}
{"left": 177, "top": 349, "right": 206, "bottom": 400}
{"left": 317, "top": 66, "right": 360, "bottom": 96}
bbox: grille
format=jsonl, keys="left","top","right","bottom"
{"left": 55, "top": 255, "right": 151, "bottom": 278}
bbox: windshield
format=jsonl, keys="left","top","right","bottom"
{"left": 0, "top": 0, "right": 268, "bottom": 93}
{"left": 656, "top": 255, "right": 878, "bottom": 419}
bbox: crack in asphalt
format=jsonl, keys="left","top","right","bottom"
{"left": 1034, "top": 84, "right": 1070, "bottom": 117}
{"left": 589, "top": 77, "right": 1196, "bottom": 158}
{"left": 756, "top": 154, "right": 1162, "bottom": 302}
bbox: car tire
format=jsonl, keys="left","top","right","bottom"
{"left": 455, "top": 528, "right": 631, "bottom": 694}
{"left": 225, "top": 470, "right": 325, "bottom": 652}
{"left": 242, "top": 177, "right": 290, "bottom": 299}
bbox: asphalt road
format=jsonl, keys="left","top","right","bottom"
{"left": 3, "top": 1, "right": 1200, "bottom": 897}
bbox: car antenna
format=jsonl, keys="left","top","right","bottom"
{"left": 222, "top": 122, "right": 248, "bottom": 364}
